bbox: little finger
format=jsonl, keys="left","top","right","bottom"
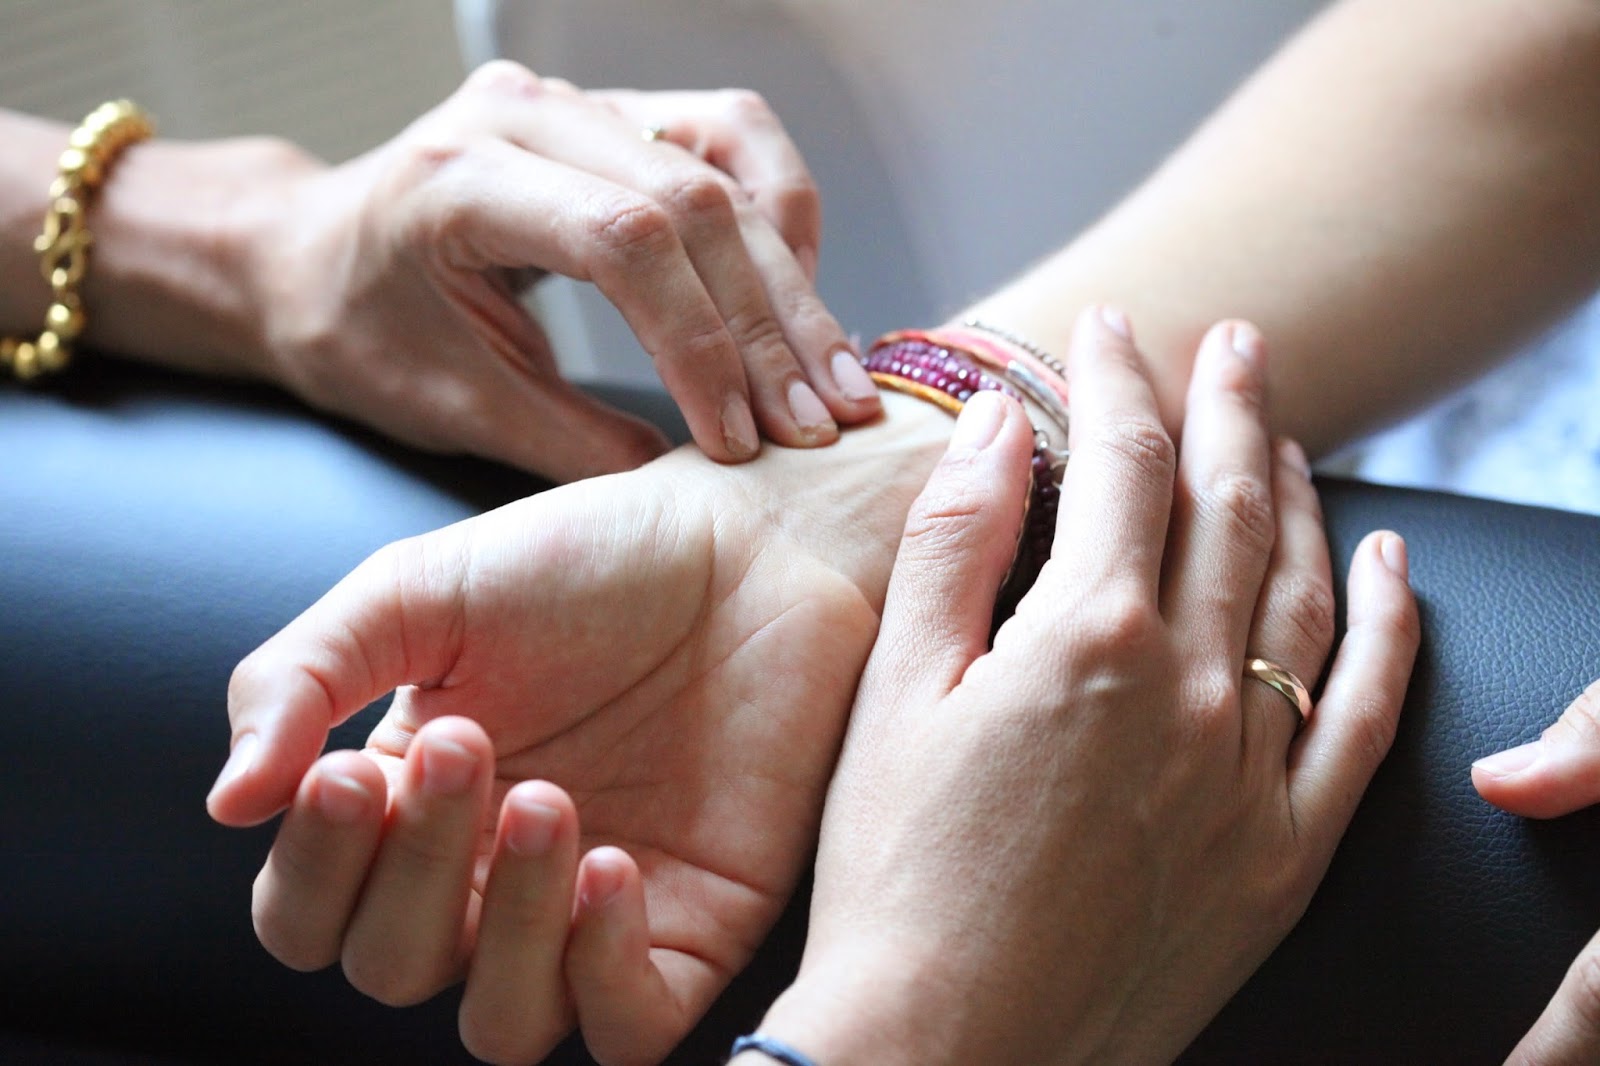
{"left": 566, "top": 848, "right": 705, "bottom": 1066}
{"left": 1287, "top": 532, "right": 1419, "bottom": 861}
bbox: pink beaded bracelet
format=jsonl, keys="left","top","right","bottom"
{"left": 866, "top": 328, "right": 1069, "bottom": 613}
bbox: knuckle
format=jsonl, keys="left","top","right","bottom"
{"left": 251, "top": 891, "right": 332, "bottom": 973}
{"left": 1559, "top": 685, "right": 1600, "bottom": 746}
{"left": 1072, "top": 591, "right": 1164, "bottom": 663}
{"left": 1343, "top": 692, "right": 1402, "bottom": 768}
{"left": 1562, "top": 944, "right": 1600, "bottom": 1037}
{"left": 586, "top": 193, "right": 676, "bottom": 269}
{"left": 1092, "top": 418, "right": 1177, "bottom": 487}
{"left": 1272, "top": 571, "right": 1337, "bottom": 661}
{"left": 718, "top": 87, "right": 775, "bottom": 125}
{"left": 464, "top": 59, "right": 543, "bottom": 99}
{"left": 721, "top": 302, "right": 790, "bottom": 364}
{"left": 666, "top": 320, "right": 737, "bottom": 371}
{"left": 342, "top": 947, "right": 437, "bottom": 1008}
{"left": 459, "top": 1012, "right": 552, "bottom": 1066}
{"left": 657, "top": 170, "right": 737, "bottom": 227}
{"left": 1199, "top": 468, "right": 1276, "bottom": 553}
{"left": 1185, "top": 667, "right": 1241, "bottom": 726}
{"left": 899, "top": 466, "right": 993, "bottom": 564}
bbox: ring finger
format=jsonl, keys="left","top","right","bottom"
{"left": 340, "top": 717, "right": 494, "bottom": 1006}
{"left": 1240, "top": 439, "right": 1336, "bottom": 772}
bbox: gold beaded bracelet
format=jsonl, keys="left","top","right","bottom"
{"left": 1, "top": 99, "right": 155, "bottom": 381}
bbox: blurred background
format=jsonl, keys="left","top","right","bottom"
{"left": 0, "top": 0, "right": 462, "bottom": 164}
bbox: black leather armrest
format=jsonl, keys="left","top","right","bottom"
{"left": 2, "top": 362, "right": 1596, "bottom": 1064}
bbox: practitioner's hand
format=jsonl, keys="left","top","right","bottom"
{"left": 1473, "top": 680, "right": 1600, "bottom": 1066}
{"left": 248, "top": 62, "right": 878, "bottom": 481}
{"left": 206, "top": 393, "right": 950, "bottom": 1066}
{"left": 745, "top": 310, "right": 1421, "bottom": 1065}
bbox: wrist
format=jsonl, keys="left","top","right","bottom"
{"left": 666, "top": 390, "right": 956, "bottom": 608}
{"left": 84, "top": 134, "right": 324, "bottom": 380}
{"left": 746, "top": 946, "right": 978, "bottom": 1066}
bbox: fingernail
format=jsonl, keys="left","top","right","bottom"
{"left": 420, "top": 737, "right": 476, "bottom": 796}
{"left": 316, "top": 771, "right": 371, "bottom": 824}
{"left": 1474, "top": 740, "right": 1542, "bottom": 779}
{"left": 949, "top": 390, "right": 1007, "bottom": 453}
{"left": 580, "top": 850, "right": 628, "bottom": 909}
{"left": 1379, "top": 532, "right": 1409, "bottom": 580}
{"left": 506, "top": 796, "right": 561, "bottom": 856}
{"left": 786, "top": 378, "right": 835, "bottom": 437}
{"left": 721, "top": 395, "right": 759, "bottom": 459}
{"left": 830, "top": 348, "right": 878, "bottom": 402}
{"left": 1098, "top": 305, "right": 1133, "bottom": 340}
{"left": 1230, "top": 321, "right": 1264, "bottom": 366}
{"left": 208, "top": 733, "right": 259, "bottom": 802}
{"left": 1279, "top": 438, "right": 1312, "bottom": 478}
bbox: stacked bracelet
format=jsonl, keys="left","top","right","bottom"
{"left": 866, "top": 324, "right": 1069, "bottom": 615}
{"left": 2, "top": 99, "right": 155, "bottom": 381}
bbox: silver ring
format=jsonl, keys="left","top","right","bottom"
{"left": 1244, "top": 657, "right": 1312, "bottom": 729}
{"left": 641, "top": 124, "right": 668, "bottom": 143}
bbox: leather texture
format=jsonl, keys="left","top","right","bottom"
{"left": 2, "top": 362, "right": 1597, "bottom": 1064}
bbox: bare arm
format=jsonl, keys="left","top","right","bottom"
{"left": 965, "top": 0, "right": 1600, "bottom": 455}
{"left": 0, "top": 108, "right": 295, "bottom": 379}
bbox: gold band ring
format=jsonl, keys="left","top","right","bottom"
{"left": 641, "top": 124, "right": 668, "bottom": 143}
{"left": 1244, "top": 658, "right": 1312, "bottom": 729}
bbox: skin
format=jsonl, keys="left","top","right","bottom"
{"left": 740, "top": 310, "right": 1420, "bottom": 1066}
{"left": 193, "top": 0, "right": 1600, "bottom": 1055}
{"left": 212, "top": 310, "right": 1420, "bottom": 1063}
{"left": 208, "top": 389, "right": 953, "bottom": 1065}
{"left": 0, "top": 61, "right": 882, "bottom": 480}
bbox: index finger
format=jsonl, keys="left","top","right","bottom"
{"left": 1040, "top": 306, "right": 1177, "bottom": 605}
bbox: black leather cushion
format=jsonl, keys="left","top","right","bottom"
{"left": 2, "top": 361, "right": 1597, "bottom": 1064}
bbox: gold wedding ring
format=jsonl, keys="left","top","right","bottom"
{"left": 641, "top": 124, "right": 668, "bottom": 142}
{"left": 1244, "top": 658, "right": 1313, "bottom": 729}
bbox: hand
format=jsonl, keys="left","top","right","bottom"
{"left": 746, "top": 309, "right": 1421, "bottom": 1064}
{"left": 248, "top": 62, "right": 880, "bottom": 480}
{"left": 1472, "top": 680, "right": 1600, "bottom": 1065}
{"left": 206, "top": 393, "right": 952, "bottom": 1065}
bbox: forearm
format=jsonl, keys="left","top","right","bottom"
{"left": 0, "top": 107, "right": 320, "bottom": 379}
{"left": 965, "top": 0, "right": 1600, "bottom": 456}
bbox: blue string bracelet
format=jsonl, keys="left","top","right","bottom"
{"left": 730, "top": 1032, "right": 818, "bottom": 1066}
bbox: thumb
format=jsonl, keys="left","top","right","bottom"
{"left": 1506, "top": 926, "right": 1600, "bottom": 1066}
{"left": 206, "top": 534, "right": 467, "bottom": 827}
{"left": 863, "top": 391, "right": 1035, "bottom": 712}
{"left": 1473, "top": 678, "right": 1600, "bottom": 819}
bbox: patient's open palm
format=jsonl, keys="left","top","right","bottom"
{"left": 210, "top": 453, "right": 883, "bottom": 1064}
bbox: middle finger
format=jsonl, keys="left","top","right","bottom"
{"left": 1161, "top": 320, "right": 1277, "bottom": 668}
{"left": 340, "top": 717, "right": 494, "bottom": 1007}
